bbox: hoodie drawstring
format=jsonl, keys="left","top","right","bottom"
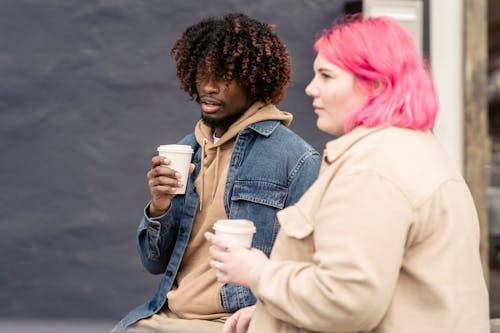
{"left": 199, "top": 138, "right": 208, "bottom": 211}
{"left": 199, "top": 138, "right": 222, "bottom": 212}
{"left": 212, "top": 146, "right": 220, "bottom": 203}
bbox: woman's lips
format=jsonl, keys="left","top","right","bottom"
{"left": 313, "top": 105, "right": 324, "bottom": 114}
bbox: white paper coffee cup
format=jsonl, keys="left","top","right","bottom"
{"left": 157, "top": 144, "right": 194, "bottom": 194}
{"left": 212, "top": 219, "right": 256, "bottom": 278}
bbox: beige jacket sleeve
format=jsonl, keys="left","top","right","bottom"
{"left": 248, "top": 171, "right": 414, "bottom": 332}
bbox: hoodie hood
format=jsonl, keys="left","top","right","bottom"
{"left": 193, "top": 102, "right": 292, "bottom": 211}
{"left": 194, "top": 102, "right": 292, "bottom": 147}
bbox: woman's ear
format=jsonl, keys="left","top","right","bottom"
{"left": 373, "top": 79, "right": 385, "bottom": 97}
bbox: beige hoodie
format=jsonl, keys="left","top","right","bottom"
{"left": 166, "top": 102, "right": 292, "bottom": 319}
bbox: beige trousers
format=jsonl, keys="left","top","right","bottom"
{"left": 124, "top": 309, "right": 226, "bottom": 333}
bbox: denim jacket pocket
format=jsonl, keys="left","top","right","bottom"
{"left": 230, "top": 180, "right": 287, "bottom": 255}
{"left": 277, "top": 205, "right": 314, "bottom": 239}
{"left": 231, "top": 180, "right": 288, "bottom": 209}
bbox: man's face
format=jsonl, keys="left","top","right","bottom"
{"left": 196, "top": 75, "right": 252, "bottom": 137}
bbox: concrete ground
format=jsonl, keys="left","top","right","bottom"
{"left": 0, "top": 319, "right": 114, "bottom": 333}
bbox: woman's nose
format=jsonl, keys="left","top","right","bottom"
{"left": 305, "top": 81, "right": 317, "bottom": 97}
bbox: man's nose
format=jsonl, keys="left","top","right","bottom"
{"left": 199, "top": 78, "right": 219, "bottom": 94}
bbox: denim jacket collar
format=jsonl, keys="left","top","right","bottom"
{"left": 246, "top": 120, "right": 282, "bottom": 137}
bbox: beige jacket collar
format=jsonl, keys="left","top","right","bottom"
{"left": 324, "top": 126, "right": 387, "bottom": 165}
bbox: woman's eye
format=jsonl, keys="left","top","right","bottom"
{"left": 320, "top": 73, "right": 331, "bottom": 79}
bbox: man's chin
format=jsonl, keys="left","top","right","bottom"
{"left": 201, "top": 114, "right": 220, "bottom": 128}
{"left": 200, "top": 109, "right": 246, "bottom": 131}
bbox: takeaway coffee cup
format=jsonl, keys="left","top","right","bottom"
{"left": 213, "top": 219, "right": 256, "bottom": 248}
{"left": 212, "top": 219, "right": 256, "bottom": 278}
{"left": 157, "top": 144, "right": 194, "bottom": 195}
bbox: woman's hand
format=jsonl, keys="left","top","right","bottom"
{"left": 222, "top": 305, "right": 256, "bottom": 333}
{"left": 204, "top": 232, "right": 268, "bottom": 287}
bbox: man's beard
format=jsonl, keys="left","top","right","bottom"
{"left": 201, "top": 110, "right": 246, "bottom": 132}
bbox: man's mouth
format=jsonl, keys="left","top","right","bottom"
{"left": 199, "top": 96, "right": 222, "bottom": 113}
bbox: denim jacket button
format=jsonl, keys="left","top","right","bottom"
{"left": 180, "top": 228, "right": 186, "bottom": 235}
{"left": 166, "top": 270, "right": 173, "bottom": 277}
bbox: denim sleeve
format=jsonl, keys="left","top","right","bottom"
{"left": 136, "top": 202, "right": 177, "bottom": 275}
{"left": 221, "top": 283, "right": 256, "bottom": 313}
{"left": 285, "top": 149, "right": 321, "bottom": 206}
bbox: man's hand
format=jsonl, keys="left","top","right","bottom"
{"left": 147, "top": 156, "right": 195, "bottom": 217}
{"left": 222, "top": 305, "right": 256, "bottom": 333}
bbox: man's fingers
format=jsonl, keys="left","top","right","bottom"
{"left": 148, "top": 175, "right": 183, "bottom": 189}
{"left": 151, "top": 165, "right": 179, "bottom": 177}
{"left": 151, "top": 185, "right": 177, "bottom": 195}
{"left": 151, "top": 156, "right": 169, "bottom": 168}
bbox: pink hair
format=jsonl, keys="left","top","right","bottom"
{"left": 314, "top": 15, "right": 438, "bottom": 132}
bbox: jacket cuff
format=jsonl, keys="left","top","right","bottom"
{"left": 139, "top": 201, "right": 170, "bottom": 228}
{"left": 220, "top": 283, "right": 256, "bottom": 312}
{"left": 144, "top": 201, "right": 170, "bottom": 220}
{"left": 138, "top": 201, "right": 173, "bottom": 260}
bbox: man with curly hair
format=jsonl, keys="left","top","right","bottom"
{"left": 111, "top": 13, "right": 320, "bottom": 333}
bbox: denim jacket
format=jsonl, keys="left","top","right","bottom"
{"left": 113, "top": 120, "right": 320, "bottom": 330}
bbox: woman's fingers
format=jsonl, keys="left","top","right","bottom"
{"left": 209, "top": 244, "right": 230, "bottom": 264}
{"left": 209, "top": 259, "right": 223, "bottom": 270}
{"left": 205, "top": 232, "right": 229, "bottom": 249}
{"left": 222, "top": 311, "right": 239, "bottom": 333}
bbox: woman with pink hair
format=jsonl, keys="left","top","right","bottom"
{"left": 205, "top": 15, "right": 489, "bottom": 333}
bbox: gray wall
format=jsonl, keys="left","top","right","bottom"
{"left": 0, "top": 0, "right": 349, "bottom": 320}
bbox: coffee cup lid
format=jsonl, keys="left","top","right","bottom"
{"left": 213, "top": 219, "right": 256, "bottom": 234}
{"left": 157, "top": 144, "right": 194, "bottom": 153}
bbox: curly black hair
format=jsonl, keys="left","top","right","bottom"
{"left": 171, "top": 13, "right": 291, "bottom": 105}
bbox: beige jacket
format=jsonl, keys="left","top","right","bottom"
{"left": 247, "top": 126, "right": 489, "bottom": 333}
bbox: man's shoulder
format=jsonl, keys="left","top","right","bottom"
{"left": 248, "top": 122, "right": 320, "bottom": 165}
{"left": 246, "top": 123, "right": 321, "bottom": 179}
{"left": 265, "top": 122, "right": 317, "bottom": 152}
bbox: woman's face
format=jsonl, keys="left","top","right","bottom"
{"left": 305, "top": 53, "right": 368, "bottom": 136}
